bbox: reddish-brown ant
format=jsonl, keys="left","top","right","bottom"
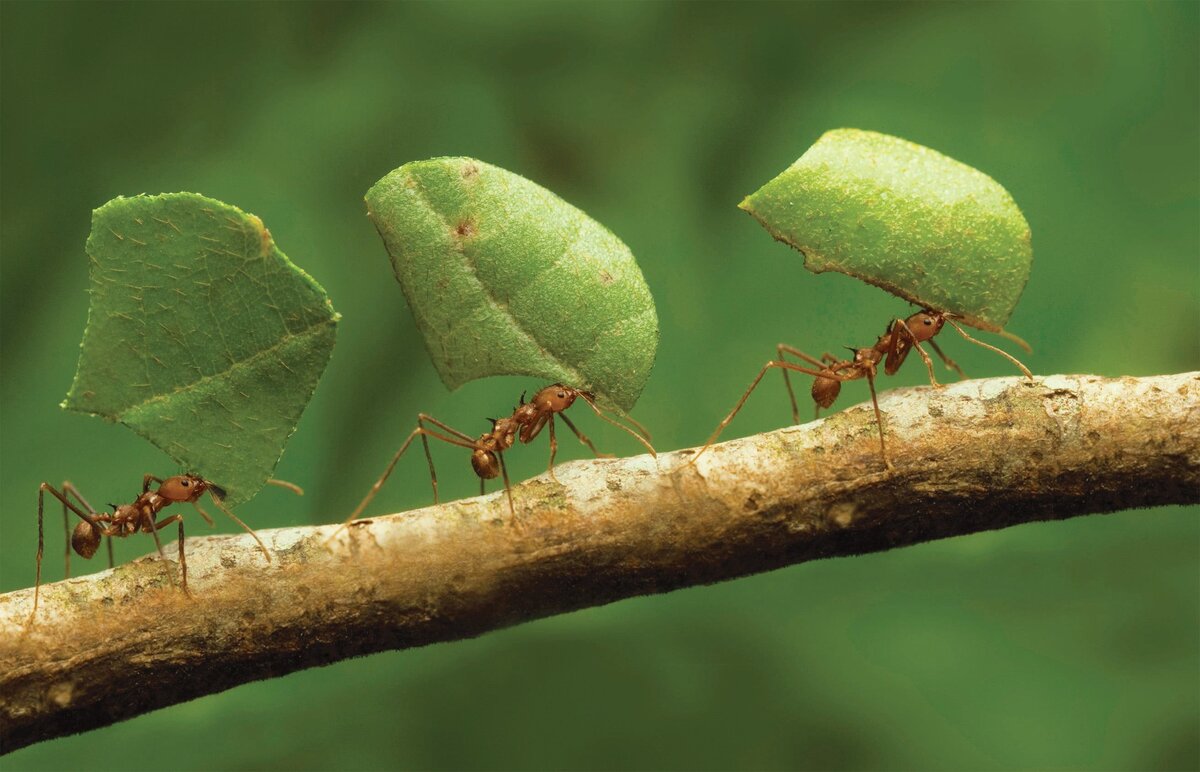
{"left": 343, "top": 383, "right": 655, "bottom": 524}
{"left": 694, "top": 308, "right": 1033, "bottom": 469}
{"left": 28, "top": 474, "right": 289, "bottom": 624}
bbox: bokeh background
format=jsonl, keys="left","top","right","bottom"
{"left": 2, "top": 2, "right": 1197, "bottom": 770}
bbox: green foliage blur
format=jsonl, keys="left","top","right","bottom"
{"left": 2, "top": 2, "right": 1196, "bottom": 770}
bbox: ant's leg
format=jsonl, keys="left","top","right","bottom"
{"left": 32, "top": 484, "right": 49, "bottom": 623}
{"left": 142, "top": 474, "right": 164, "bottom": 493}
{"left": 945, "top": 318, "right": 1033, "bottom": 380}
{"left": 546, "top": 416, "right": 561, "bottom": 483}
{"left": 60, "top": 482, "right": 105, "bottom": 574}
{"left": 864, "top": 369, "right": 894, "bottom": 471}
{"left": 341, "top": 419, "right": 476, "bottom": 527}
{"left": 891, "top": 320, "right": 942, "bottom": 388}
{"left": 692, "top": 361, "right": 851, "bottom": 464}
{"left": 204, "top": 490, "right": 272, "bottom": 562}
{"left": 417, "top": 416, "right": 439, "bottom": 504}
{"left": 778, "top": 344, "right": 831, "bottom": 425}
{"left": 31, "top": 483, "right": 106, "bottom": 624}
{"left": 191, "top": 501, "right": 216, "bottom": 527}
{"left": 928, "top": 338, "right": 967, "bottom": 379}
{"left": 60, "top": 490, "right": 71, "bottom": 580}
{"left": 559, "top": 413, "right": 611, "bottom": 459}
{"left": 577, "top": 394, "right": 657, "bottom": 457}
{"left": 152, "top": 513, "right": 189, "bottom": 595}
{"left": 420, "top": 413, "right": 480, "bottom": 504}
{"left": 498, "top": 452, "right": 515, "bottom": 516}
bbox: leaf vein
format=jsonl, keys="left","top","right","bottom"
{"left": 110, "top": 320, "right": 332, "bottom": 419}
{"left": 407, "top": 174, "right": 588, "bottom": 388}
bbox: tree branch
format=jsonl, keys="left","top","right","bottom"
{"left": 2, "top": 372, "right": 1197, "bottom": 753}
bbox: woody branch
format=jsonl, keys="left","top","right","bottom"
{"left": 1, "top": 372, "right": 1197, "bottom": 753}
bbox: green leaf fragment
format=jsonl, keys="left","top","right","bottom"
{"left": 742, "top": 128, "right": 1032, "bottom": 331}
{"left": 64, "top": 193, "right": 339, "bottom": 505}
{"left": 366, "top": 157, "right": 658, "bottom": 412}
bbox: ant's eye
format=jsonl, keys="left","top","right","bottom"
{"left": 181, "top": 480, "right": 189, "bottom": 487}
{"left": 923, "top": 318, "right": 932, "bottom": 326}
{"left": 557, "top": 392, "right": 566, "bottom": 399}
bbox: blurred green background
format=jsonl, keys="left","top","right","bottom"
{"left": 2, "top": 2, "right": 1197, "bottom": 770}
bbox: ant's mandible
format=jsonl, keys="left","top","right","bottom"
{"left": 343, "top": 383, "right": 655, "bottom": 524}
{"left": 29, "top": 473, "right": 288, "bottom": 625}
{"left": 694, "top": 308, "right": 1033, "bottom": 469}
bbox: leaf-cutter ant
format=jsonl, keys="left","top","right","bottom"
{"left": 28, "top": 474, "right": 293, "bottom": 625}
{"left": 694, "top": 308, "right": 1033, "bottom": 469}
{"left": 343, "top": 383, "right": 655, "bottom": 524}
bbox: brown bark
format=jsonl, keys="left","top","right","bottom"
{"left": 2, "top": 372, "right": 1197, "bottom": 753}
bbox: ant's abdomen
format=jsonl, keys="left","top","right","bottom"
{"left": 812, "top": 376, "right": 841, "bottom": 409}
{"left": 471, "top": 449, "right": 501, "bottom": 480}
{"left": 71, "top": 520, "right": 102, "bottom": 559}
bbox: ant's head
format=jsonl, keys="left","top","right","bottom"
{"left": 531, "top": 384, "right": 578, "bottom": 413}
{"left": 157, "top": 474, "right": 209, "bottom": 503}
{"left": 907, "top": 310, "right": 946, "bottom": 341}
{"left": 471, "top": 449, "right": 501, "bottom": 480}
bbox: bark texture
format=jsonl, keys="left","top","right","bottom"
{"left": 2, "top": 372, "right": 1197, "bottom": 753}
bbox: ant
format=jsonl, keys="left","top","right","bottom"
{"left": 343, "top": 383, "right": 655, "bottom": 524}
{"left": 694, "top": 308, "right": 1033, "bottom": 469}
{"left": 28, "top": 473, "right": 291, "bottom": 624}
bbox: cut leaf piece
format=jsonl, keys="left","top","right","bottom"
{"left": 366, "top": 157, "right": 658, "bottom": 412}
{"left": 64, "top": 193, "right": 339, "bottom": 505}
{"left": 742, "top": 129, "right": 1032, "bottom": 331}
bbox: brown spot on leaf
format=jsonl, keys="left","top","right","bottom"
{"left": 454, "top": 220, "right": 476, "bottom": 239}
{"left": 461, "top": 162, "right": 480, "bottom": 179}
{"left": 599, "top": 270, "right": 614, "bottom": 285}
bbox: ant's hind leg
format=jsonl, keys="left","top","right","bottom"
{"left": 777, "top": 344, "right": 830, "bottom": 424}
{"left": 31, "top": 482, "right": 103, "bottom": 624}
{"left": 341, "top": 417, "right": 477, "bottom": 528}
{"left": 60, "top": 482, "right": 104, "bottom": 574}
{"left": 693, "top": 360, "right": 846, "bottom": 464}
{"left": 417, "top": 416, "right": 439, "bottom": 504}
{"left": 498, "top": 452, "right": 515, "bottom": 517}
{"left": 864, "top": 370, "right": 894, "bottom": 471}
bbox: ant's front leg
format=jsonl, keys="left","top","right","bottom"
{"left": 142, "top": 474, "right": 164, "bottom": 493}
{"left": 927, "top": 338, "right": 967, "bottom": 379}
{"left": 944, "top": 318, "right": 1034, "bottom": 380}
{"left": 152, "top": 513, "right": 189, "bottom": 595}
{"left": 891, "top": 319, "right": 942, "bottom": 388}
{"left": 559, "top": 413, "right": 611, "bottom": 459}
